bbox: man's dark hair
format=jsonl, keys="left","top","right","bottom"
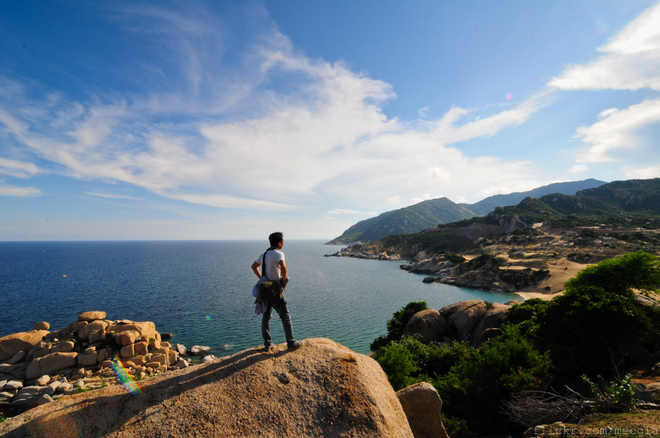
{"left": 269, "top": 232, "right": 284, "bottom": 247}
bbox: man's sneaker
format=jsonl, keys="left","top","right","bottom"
{"left": 287, "top": 340, "right": 302, "bottom": 350}
{"left": 264, "top": 343, "right": 274, "bottom": 351}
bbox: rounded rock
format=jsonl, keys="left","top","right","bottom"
{"left": 33, "top": 321, "right": 50, "bottom": 331}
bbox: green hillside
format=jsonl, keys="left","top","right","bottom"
{"left": 327, "top": 197, "right": 476, "bottom": 244}
{"left": 577, "top": 178, "right": 660, "bottom": 213}
{"left": 466, "top": 178, "right": 606, "bottom": 215}
{"left": 327, "top": 179, "right": 607, "bottom": 245}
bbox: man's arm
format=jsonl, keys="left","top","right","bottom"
{"left": 278, "top": 260, "right": 288, "bottom": 289}
{"left": 251, "top": 261, "right": 261, "bottom": 279}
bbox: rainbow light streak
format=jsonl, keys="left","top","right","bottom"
{"left": 111, "top": 354, "right": 143, "bottom": 395}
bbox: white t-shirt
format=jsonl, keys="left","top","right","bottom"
{"left": 256, "top": 249, "right": 285, "bottom": 281}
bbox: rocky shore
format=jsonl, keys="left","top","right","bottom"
{"left": 327, "top": 222, "right": 660, "bottom": 300}
{"left": 0, "top": 311, "right": 213, "bottom": 418}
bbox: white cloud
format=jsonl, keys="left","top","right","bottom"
{"left": 0, "top": 185, "right": 41, "bottom": 197}
{"left": 327, "top": 209, "right": 363, "bottom": 215}
{"left": 0, "top": 157, "right": 39, "bottom": 178}
{"left": 625, "top": 165, "right": 660, "bottom": 179}
{"left": 548, "top": 2, "right": 660, "bottom": 91}
{"left": 568, "top": 164, "right": 589, "bottom": 174}
{"left": 575, "top": 99, "right": 660, "bottom": 163}
{"left": 0, "top": 3, "right": 551, "bottom": 215}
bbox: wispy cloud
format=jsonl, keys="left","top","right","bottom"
{"left": 575, "top": 99, "right": 660, "bottom": 163}
{"left": 548, "top": 2, "right": 660, "bottom": 91}
{"left": 0, "top": 156, "right": 39, "bottom": 178}
{"left": 547, "top": 1, "right": 660, "bottom": 175}
{"left": 85, "top": 192, "right": 145, "bottom": 201}
{"left": 0, "top": 2, "right": 553, "bottom": 215}
{"left": 327, "top": 209, "right": 364, "bottom": 215}
{"left": 0, "top": 185, "right": 41, "bottom": 197}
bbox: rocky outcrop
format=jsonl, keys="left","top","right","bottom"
{"left": 325, "top": 244, "right": 404, "bottom": 261}
{"left": 403, "top": 252, "right": 550, "bottom": 293}
{"left": 0, "top": 312, "right": 209, "bottom": 417}
{"left": 404, "top": 300, "right": 515, "bottom": 347}
{"left": 397, "top": 382, "right": 449, "bottom": 438}
{"left": 0, "top": 338, "right": 415, "bottom": 438}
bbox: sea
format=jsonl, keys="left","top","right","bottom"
{"left": 0, "top": 240, "right": 522, "bottom": 356}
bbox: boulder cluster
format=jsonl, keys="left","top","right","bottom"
{"left": 403, "top": 253, "right": 550, "bottom": 293}
{"left": 0, "top": 311, "right": 211, "bottom": 417}
{"left": 403, "top": 299, "right": 515, "bottom": 347}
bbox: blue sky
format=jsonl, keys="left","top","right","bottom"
{"left": 1, "top": 0, "right": 659, "bottom": 240}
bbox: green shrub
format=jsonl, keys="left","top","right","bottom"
{"left": 436, "top": 325, "right": 552, "bottom": 433}
{"left": 537, "top": 285, "right": 651, "bottom": 377}
{"left": 445, "top": 252, "right": 466, "bottom": 264}
{"left": 370, "top": 301, "right": 428, "bottom": 351}
{"left": 582, "top": 373, "right": 637, "bottom": 408}
{"left": 564, "top": 250, "right": 660, "bottom": 296}
{"left": 442, "top": 414, "right": 468, "bottom": 438}
{"left": 503, "top": 298, "right": 549, "bottom": 340}
{"left": 373, "top": 336, "right": 472, "bottom": 390}
{"left": 374, "top": 341, "right": 420, "bottom": 390}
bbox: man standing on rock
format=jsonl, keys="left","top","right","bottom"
{"left": 251, "top": 232, "right": 302, "bottom": 351}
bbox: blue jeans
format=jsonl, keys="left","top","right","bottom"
{"left": 262, "top": 296, "right": 294, "bottom": 345}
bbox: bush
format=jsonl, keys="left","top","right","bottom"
{"left": 535, "top": 252, "right": 659, "bottom": 378}
{"left": 436, "top": 325, "right": 553, "bottom": 433}
{"left": 504, "top": 298, "right": 549, "bottom": 341}
{"left": 370, "top": 301, "right": 428, "bottom": 351}
{"left": 445, "top": 252, "right": 466, "bottom": 264}
{"left": 537, "top": 285, "right": 651, "bottom": 377}
{"left": 564, "top": 250, "right": 660, "bottom": 296}
{"left": 373, "top": 336, "right": 472, "bottom": 390}
{"left": 582, "top": 373, "right": 637, "bottom": 408}
{"left": 373, "top": 340, "right": 420, "bottom": 390}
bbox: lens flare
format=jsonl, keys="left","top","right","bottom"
{"left": 111, "top": 354, "right": 143, "bottom": 395}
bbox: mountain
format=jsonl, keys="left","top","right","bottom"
{"left": 327, "top": 197, "right": 476, "bottom": 244}
{"left": 494, "top": 178, "right": 660, "bottom": 226}
{"left": 327, "top": 179, "right": 607, "bottom": 244}
{"left": 330, "top": 178, "right": 660, "bottom": 262}
{"left": 465, "top": 178, "right": 606, "bottom": 215}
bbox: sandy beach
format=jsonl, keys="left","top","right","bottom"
{"left": 515, "top": 258, "right": 589, "bottom": 301}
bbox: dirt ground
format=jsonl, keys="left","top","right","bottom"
{"left": 515, "top": 257, "right": 587, "bottom": 301}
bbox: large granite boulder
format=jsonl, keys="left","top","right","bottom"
{"left": 471, "top": 302, "right": 512, "bottom": 346}
{"left": 0, "top": 338, "right": 414, "bottom": 437}
{"left": 25, "top": 352, "right": 78, "bottom": 380}
{"left": 78, "top": 311, "right": 107, "bottom": 322}
{"left": 0, "top": 331, "right": 49, "bottom": 362}
{"left": 403, "top": 309, "right": 448, "bottom": 343}
{"left": 397, "top": 382, "right": 449, "bottom": 438}
{"left": 403, "top": 300, "right": 513, "bottom": 346}
{"left": 442, "top": 300, "right": 488, "bottom": 341}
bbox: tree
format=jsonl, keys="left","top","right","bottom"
{"left": 370, "top": 301, "right": 428, "bottom": 351}
{"left": 536, "top": 251, "right": 660, "bottom": 377}
{"left": 564, "top": 250, "right": 660, "bottom": 296}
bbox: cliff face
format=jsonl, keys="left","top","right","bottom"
{"left": 0, "top": 338, "right": 414, "bottom": 438}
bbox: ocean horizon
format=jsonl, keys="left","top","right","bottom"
{"left": 0, "top": 240, "right": 521, "bottom": 356}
